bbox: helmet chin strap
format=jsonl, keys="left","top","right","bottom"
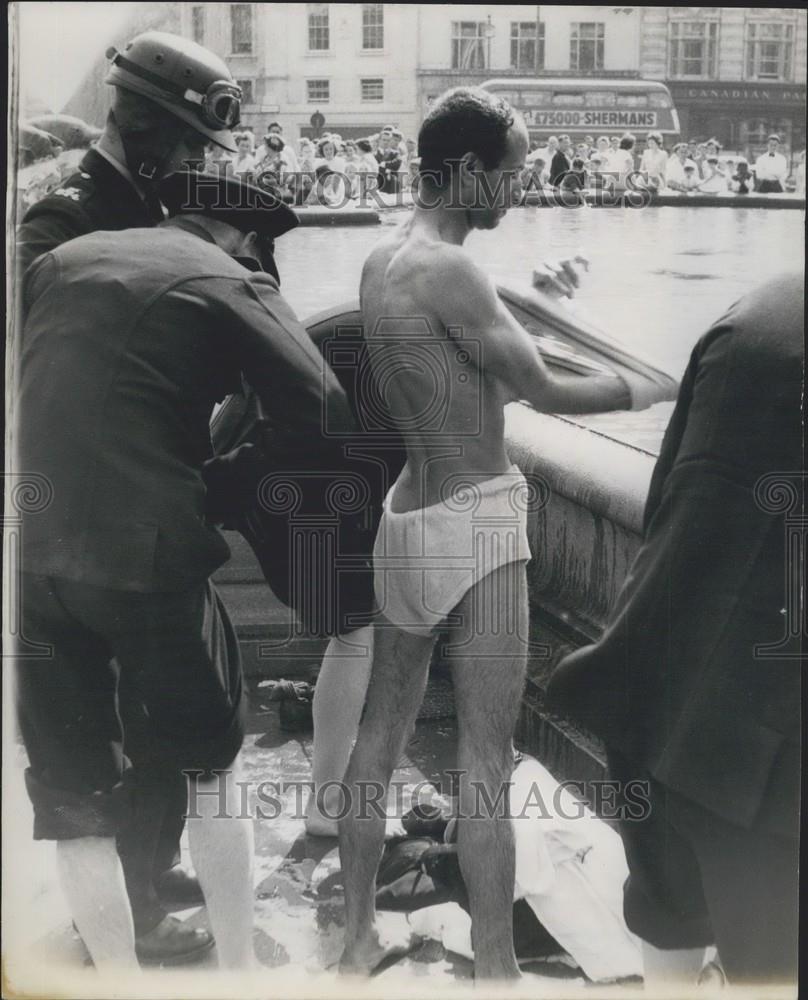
{"left": 110, "top": 109, "right": 175, "bottom": 200}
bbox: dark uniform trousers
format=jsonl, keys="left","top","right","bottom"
{"left": 16, "top": 219, "right": 351, "bottom": 937}
{"left": 18, "top": 150, "right": 185, "bottom": 933}
{"left": 547, "top": 273, "right": 802, "bottom": 984}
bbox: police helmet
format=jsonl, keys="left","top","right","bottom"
{"left": 106, "top": 32, "right": 240, "bottom": 152}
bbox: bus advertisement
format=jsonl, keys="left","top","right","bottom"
{"left": 480, "top": 78, "right": 681, "bottom": 141}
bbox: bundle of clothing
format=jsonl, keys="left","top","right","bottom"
{"left": 375, "top": 754, "right": 643, "bottom": 984}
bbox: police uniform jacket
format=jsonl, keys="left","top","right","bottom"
{"left": 547, "top": 273, "right": 803, "bottom": 838}
{"left": 17, "top": 147, "right": 163, "bottom": 277}
{"left": 17, "top": 218, "right": 353, "bottom": 593}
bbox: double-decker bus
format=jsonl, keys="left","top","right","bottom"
{"left": 479, "top": 78, "right": 680, "bottom": 142}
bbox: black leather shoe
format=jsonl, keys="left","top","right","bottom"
{"left": 135, "top": 915, "right": 214, "bottom": 966}
{"left": 154, "top": 865, "right": 205, "bottom": 909}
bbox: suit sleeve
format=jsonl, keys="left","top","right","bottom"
{"left": 220, "top": 272, "right": 355, "bottom": 439}
{"left": 17, "top": 198, "right": 93, "bottom": 279}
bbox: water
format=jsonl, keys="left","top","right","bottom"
{"left": 275, "top": 205, "right": 804, "bottom": 454}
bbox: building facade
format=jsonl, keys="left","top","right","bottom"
{"left": 640, "top": 6, "right": 806, "bottom": 158}
{"left": 176, "top": 4, "right": 805, "bottom": 160}
{"left": 414, "top": 5, "right": 642, "bottom": 126}
{"left": 181, "top": 3, "right": 419, "bottom": 139}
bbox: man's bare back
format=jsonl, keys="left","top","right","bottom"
{"left": 361, "top": 215, "right": 512, "bottom": 513}
{"left": 360, "top": 209, "right": 632, "bottom": 514}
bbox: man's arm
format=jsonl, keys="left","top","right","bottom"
{"left": 17, "top": 198, "right": 93, "bottom": 279}
{"left": 219, "top": 272, "right": 355, "bottom": 436}
{"left": 434, "top": 250, "right": 634, "bottom": 414}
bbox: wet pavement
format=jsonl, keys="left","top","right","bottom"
{"left": 3, "top": 681, "right": 592, "bottom": 995}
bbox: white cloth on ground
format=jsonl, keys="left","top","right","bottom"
{"left": 408, "top": 757, "right": 642, "bottom": 982}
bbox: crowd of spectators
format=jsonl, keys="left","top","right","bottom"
{"left": 212, "top": 122, "right": 805, "bottom": 204}
{"left": 523, "top": 131, "right": 805, "bottom": 197}
{"left": 211, "top": 121, "right": 420, "bottom": 204}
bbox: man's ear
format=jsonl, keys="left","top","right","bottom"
{"left": 238, "top": 230, "right": 261, "bottom": 259}
{"left": 460, "top": 151, "right": 482, "bottom": 178}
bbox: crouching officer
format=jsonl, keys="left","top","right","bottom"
{"left": 15, "top": 33, "right": 243, "bottom": 963}
{"left": 13, "top": 171, "right": 355, "bottom": 970}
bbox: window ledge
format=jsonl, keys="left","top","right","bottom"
{"left": 305, "top": 50, "right": 335, "bottom": 58}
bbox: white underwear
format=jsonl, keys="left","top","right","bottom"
{"left": 373, "top": 465, "right": 532, "bottom": 635}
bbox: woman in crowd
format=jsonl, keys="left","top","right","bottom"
{"left": 666, "top": 142, "right": 698, "bottom": 192}
{"left": 254, "top": 134, "right": 287, "bottom": 196}
{"left": 349, "top": 139, "right": 379, "bottom": 199}
{"left": 595, "top": 135, "right": 613, "bottom": 171}
{"left": 315, "top": 137, "right": 346, "bottom": 176}
{"left": 639, "top": 131, "right": 667, "bottom": 190}
{"left": 612, "top": 133, "right": 637, "bottom": 185}
{"left": 342, "top": 140, "right": 359, "bottom": 197}
{"left": 697, "top": 155, "right": 729, "bottom": 193}
{"left": 231, "top": 133, "right": 257, "bottom": 178}
{"left": 314, "top": 137, "right": 348, "bottom": 204}
{"left": 290, "top": 137, "right": 315, "bottom": 204}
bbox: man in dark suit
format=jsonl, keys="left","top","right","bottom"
{"left": 13, "top": 171, "right": 354, "bottom": 970}
{"left": 547, "top": 272, "right": 802, "bottom": 986}
{"left": 15, "top": 32, "right": 246, "bottom": 961}
{"left": 549, "top": 134, "right": 573, "bottom": 187}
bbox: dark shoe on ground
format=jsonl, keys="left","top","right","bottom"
{"left": 154, "top": 865, "right": 205, "bottom": 909}
{"left": 135, "top": 915, "right": 214, "bottom": 966}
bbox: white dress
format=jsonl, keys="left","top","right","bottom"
{"left": 639, "top": 147, "right": 667, "bottom": 183}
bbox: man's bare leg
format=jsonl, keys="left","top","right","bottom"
{"left": 445, "top": 563, "right": 528, "bottom": 980}
{"left": 186, "top": 760, "right": 255, "bottom": 969}
{"left": 306, "top": 626, "right": 374, "bottom": 837}
{"left": 339, "top": 619, "right": 435, "bottom": 974}
{"left": 56, "top": 836, "right": 140, "bottom": 971}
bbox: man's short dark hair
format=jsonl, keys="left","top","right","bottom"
{"left": 418, "top": 86, "right": 517, "bottom": 186}
{"left": 619, "top": 133, "right": 636, "bottom": 151}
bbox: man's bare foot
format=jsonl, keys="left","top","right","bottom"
{"left": 339, "top": 924, "right": 420, "bottom": 977}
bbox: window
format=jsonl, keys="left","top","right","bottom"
{"left": 746, "top": 22, "right": 794, "bottom": 81}
{"left": 361, "top": 78, "right": 384, "bottom": 102}
{"left": 510, "top": 21, "right": 544, "bottom": 72}
{"left": 230, "top": 4, "right": 253, "bottom": 54}
{"left": 451, "top": 22, "right": 487, "bottom": 70}
{"left": 362, "top": 4, "right": 384, "bottom": 50}
{"left": 308, "top": 4, "right": 330, "bottom": 51}
{"left": 570, "top": 22, "right": 604, "bottom": 72}
{"left": 191, "top": 5, "right": 205, "bottom": 45}
{"left": 307, "top": 79, "right": 330, "bottom": 103}
{"left": 668, "top": 20, "right": 719, "bottom": 78}
{"left": 237, "top": 79, "right": 254, "bottom": 106}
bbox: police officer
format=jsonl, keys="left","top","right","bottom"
{"left": 16, "top": 33, "right": 243, "bottom": 964}
{"left": 18, "top": 31, "right": 241, "bottom": 274}
{"left": 14, "top": 170, "right": 354, "bottom": 970}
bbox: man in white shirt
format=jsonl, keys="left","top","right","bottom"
{"left": 753, "top": 134, "right": 788, "bottom": 193}
{"left": 666, "top": 143, "right": 698, "bottom": 192}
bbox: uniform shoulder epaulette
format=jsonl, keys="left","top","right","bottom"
{"left": 51, "top": 186, "right": 83, "bottom": 202}
{"left": 23, "top": 170, "right": 98, "bottom": 222}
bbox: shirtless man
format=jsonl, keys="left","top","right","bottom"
{"left": 338, "top": 87, "right": 666, "bottom": 980}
